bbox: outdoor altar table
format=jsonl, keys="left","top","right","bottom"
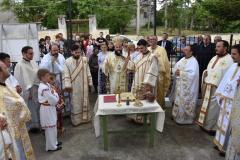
{"left": 94, "top": 94, "right": 165, "bottom": 151}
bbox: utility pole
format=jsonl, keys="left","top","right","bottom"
{"left": 164, "top": 1, "right": 168, "bottom": 30}
{"left": 68, "top": 0, "right": 73, "bottom": 41}
{"left": 67, "top": 0, "right": 73, "bottom": 57}
{"left": 153, "top": 0, "right": 157, "bottom": 35}
{"left": 136, "top": 0, "right": 140, "bottom": 35}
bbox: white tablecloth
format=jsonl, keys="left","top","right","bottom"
{"left": 94, "top": 95, "right": 165, "bottom": 137}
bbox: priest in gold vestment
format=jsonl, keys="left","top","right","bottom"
{"left": 0, "top": 61, "right": 35, "bottom": 160}
{"left": 63, "top": 44, "right": 93, "bottom": 126}
{"left": 148, "top": 36, "right": 171, "bottom": 107}
{"left": 196, "top": 40, "right": 233, "bottom": 132}
{"left": 102, "top": 41, "right": 134, "bottom": 93}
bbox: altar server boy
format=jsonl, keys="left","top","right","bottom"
{"left": 37, "top": 69, "right": 62, "bottom": 152}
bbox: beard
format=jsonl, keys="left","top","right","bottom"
{"left": 142, "top": 50, "right": 149, "bottom": 55}
{"left": 73, "top": 55, "right": 80, "bottom": 59}
{"left": 115, "top": 50, "right": 122, "bottom": 56}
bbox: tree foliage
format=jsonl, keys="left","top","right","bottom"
{"left": 157, "top": 0, "right": 240, "bottom": 33}
{"left": 0, "top": 0, "right": 135, "bottom": 34}
{"left": 95, "top": 0, "right": 135, "bottom": 33}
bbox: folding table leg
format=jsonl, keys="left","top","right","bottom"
{"left": 143, "top": 114, "right": 147, "bottom": 129}
{"left": 149, "top": 113, "right": 156, "bottom": 147}
{"left": 101, "top": 116, "right": 108, "bottom": 151}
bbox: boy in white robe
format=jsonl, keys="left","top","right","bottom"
{"left": 37, "top": 69, "right": 62, "bottom": 152}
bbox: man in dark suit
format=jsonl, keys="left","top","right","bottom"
{"left": 157, "top": 33, "right": 173, "bottom": 60}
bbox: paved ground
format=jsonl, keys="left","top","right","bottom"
{"left": 30, "top": 94, "right": 224, "bottom": 160}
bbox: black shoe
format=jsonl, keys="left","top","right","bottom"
{"left": 208, "top": 131, "right": 216, "bottom": 136}
{"left": 47, "top": 146, "right": 62, "bottom": 152}
{"left": 219, "top": 152, "right": 225, "bottom": 157}
{"left": 214, "top": 146, "right": 219, "bottom": 151}
{"left": 57, "top": 142, "right": 62, "bottom": 146}
{"left": 29, "top": 128, "right": 40, "bottom": 134}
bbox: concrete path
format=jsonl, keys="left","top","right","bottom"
{"left": 31, "top": 94, "right": 224, "bottom": 160}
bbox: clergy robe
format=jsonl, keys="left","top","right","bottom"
{"left": 14, "top": 59, "right": 40, "bottom": 129}
{"left": 0, "top": 84, "right": 35, "bottom": 160}
{"left": 5, "top": 74, "right": 19, "bottom": 90}
{"left": 0, "top": 116, "right": 13, "bottom": 160}
{"left": 196, "top": 54, "right": 233, "bottom": 131}
{"left": 63, "top": 56, "right": 93, "bottom": 126}
{"left": 129, "top": 52, "right": 159, "bottom": 123}
{"left": 0, "top": 131, "right": 4, "bottom": 160}
{"left": 213, "top": 63, "right": 240, "bottom": 152}
{"left": 226, "top": 84, "right": 240, "bottom": 160}
{"left": 39, "top": 53, "right": 65, "bottom": 88}
{"left": 171, "top": 56, "right": 199, "bottom": 124}
{"left": 102, "top": 52, "right": 134, "bottom": 94}
{"left": 128, "top": 51, "right": 141, "bottom": 91}
{"left": 148, "top": 46, "right": 171, "bottom": 107}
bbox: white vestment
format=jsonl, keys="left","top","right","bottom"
{"left": 102, "top": 52, "right": 134, "bottom": 93}
{"left": 226, "top": 85, "right": 240, "bottom": 160}
{"left": 0, "top": 132, "right": 4, "bottom": 160}
{"left": 39, "top": 53, "right": 65, "bottom": 74}
{"left": 131, "top": 52, "right": 159, "bottom": 91}
{"left": 213, "top": 63, "right": 240, "bottom": 152}
{"left": 171, "top": 56, "right": 199, "bottom": 124}
{"left": 196, "top": 54, "right": 233, "bottom": 131}
{"left": 5, "top": 74, "right": 19, "bottom": 90}
{"left": 14, "top": 59, "right": 40, "bottom": 129}
{"left": 63, "top": 56, "right": 93, "bottom": 126}
{"left": 129, "top": 52, "right": 159, "bottom": 123}
{"left": 39, "top": 53, "right": 65, "bottom": 88}
{"left": 38, "top": 82, "right": 59, "bottom": 151}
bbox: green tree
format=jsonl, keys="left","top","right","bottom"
{"left": 95, "top": 0, "right": 135, "bottom": 34}
{"left": 200, "top": 0, "right": 240, "bottom": 32}
{"left": 1, "top": 0, "right": 135, "bottom": 33}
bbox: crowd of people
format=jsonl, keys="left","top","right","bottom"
{"left": 0, "top": 31, "right": 239, "bottom": 160}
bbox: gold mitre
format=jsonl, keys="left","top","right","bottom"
{"left": 113, "top": 39, "right": 123, "bottom": 46}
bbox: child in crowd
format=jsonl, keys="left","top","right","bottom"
{"left": 37, "top": 69, "right": 62, "bottom": 152}
{"left": 49, "top": 73, "right": 65, "bottom": 136}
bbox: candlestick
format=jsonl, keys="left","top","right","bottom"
{"left": 116, "top": 86, "right": 122, "bottom": 107}
{"left": 133, "top": 85, "right": 143, "bottom": 107}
